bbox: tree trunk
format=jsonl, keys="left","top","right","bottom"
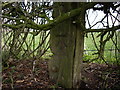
{"left": 48, "top": 2, "right": 85, "bottom": 88}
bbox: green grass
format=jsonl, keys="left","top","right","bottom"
{"left": 2, "top": 31, "right": 50, "bottom": 60}
{"left": 2, "top": 31, "right": 119, "bottom": 64}
{"left": 84, "top": 32, "right": 119, "bottom": 64}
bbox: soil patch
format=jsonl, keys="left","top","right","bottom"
{"left": 2, "top": 59, "right": 120, "bottom": 89}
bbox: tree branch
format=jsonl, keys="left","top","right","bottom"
{"left": 85, "top": 25, "right": 120, "bottom": 33}
{"left": 2, "top": 2, "right": 97, "bottom": 30}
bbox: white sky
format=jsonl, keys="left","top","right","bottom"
{"left": 86, "top": 9, "right": 119, "bottom": 29}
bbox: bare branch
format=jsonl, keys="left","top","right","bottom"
{"left": 85, "top": 25, "right": 120, "bottom": 33}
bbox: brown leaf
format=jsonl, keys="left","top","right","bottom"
{"left": 16, "top": 80, "right": 24, "bottom": 83}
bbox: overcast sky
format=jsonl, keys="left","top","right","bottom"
{"left": 86, "top": 9, "right": 119, "bottom": 29}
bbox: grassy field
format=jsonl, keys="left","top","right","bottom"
{"left": 2, "top": 31, "right": 119, "bottom": 64}
{"left": 84, "top": 32, "right": 119, "bottom": 64}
